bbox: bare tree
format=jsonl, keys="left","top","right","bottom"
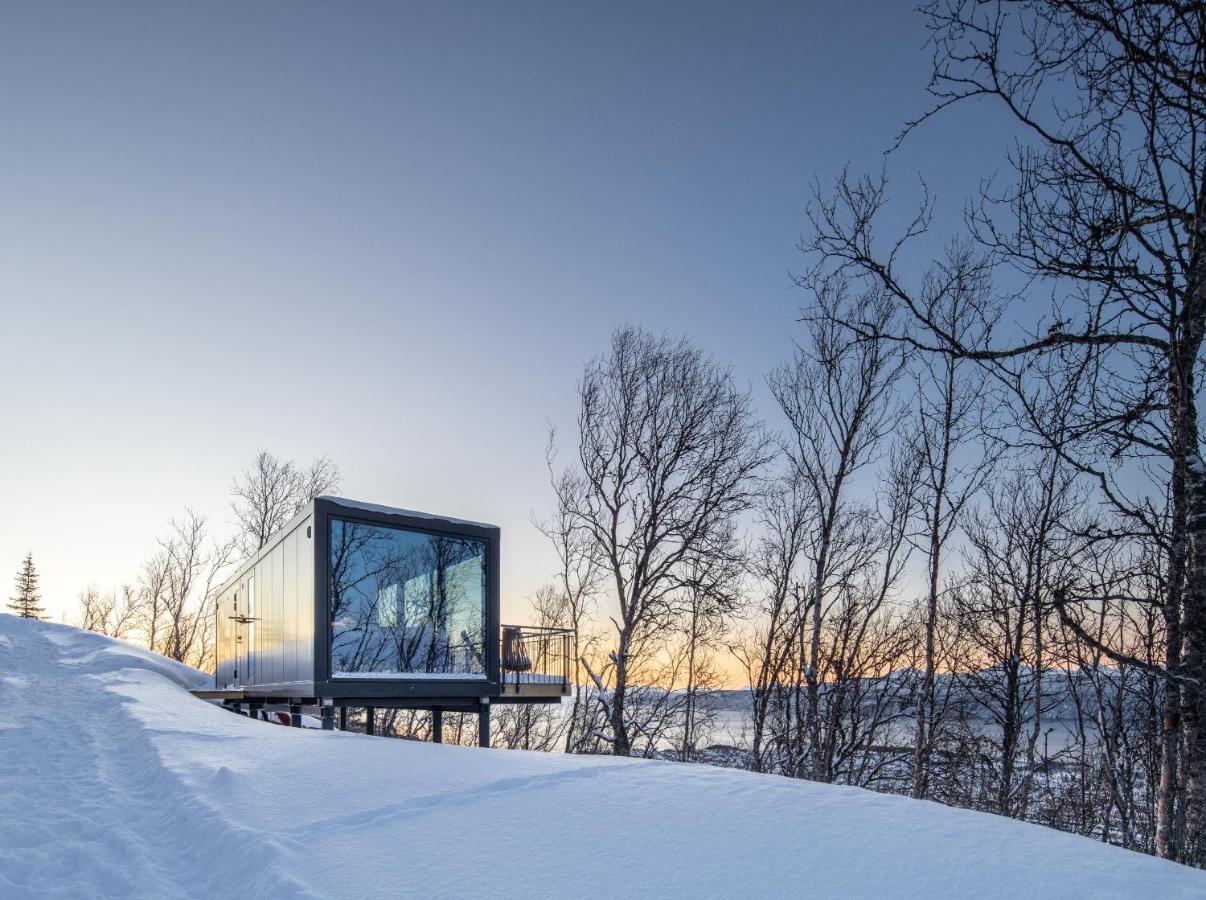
{"left": 949, "top": 463, "right": 1079, "bottom": 817}
{"left": 231, "top": 451, "right": 341, "bottom": 557}
{"left": 77, "top": 585, "right": 138, "bottom": 639}
{"left": 735, "top": 474, "right": 810, "bottom": 773}
{"left": 133, "top": 510, "right": 235, "bottom": 668}
{"left": 804, "top": 0, "right": 1205, "bottom": 863}
{"left": 738, "top": 467, "right": 918, "bottom": 785}
{"left": 804, "top": 440, "right": 919, "bottom": 786}
{"left": 534, "top": 435, "right": 605, "bottom": 752}
{"left": 676, "top": 546, "right": 742, "bottom": 762}
{"left": 555, "top": 327, "right": 770, "bottom": 756}
{"left": 136, "top": 550, "right": 171, "bottom": 657}
{"left": 1048, "top": 534, "right": 1168, "bottom": 851}
{"left": 492, "top": 702, "right": 568, "bottom": 752}
{"left": 907, "top": 248, "right": 999, "bottom": 799}
{"left": 770, "top": 285, "right": 906, "bottom": 778}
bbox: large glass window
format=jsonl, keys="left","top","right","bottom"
{"left": 328, "top": 517, "right": 487, "bottom": 677}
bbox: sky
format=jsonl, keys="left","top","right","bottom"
{"left": 0, "top": 2, "right": 1019, "bottom": 625}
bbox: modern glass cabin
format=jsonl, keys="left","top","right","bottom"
{"left": 206, "top": 496, "right": 570, "bottom": 742}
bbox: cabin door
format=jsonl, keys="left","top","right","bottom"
{"left": 232, "top": 589, "right": 246, "bottom": 687}
{"left": 245, "top": 574, "right": 256, "bottom": 685}
{"left": 230, "top": 575, "right": 256, "bottom": 687}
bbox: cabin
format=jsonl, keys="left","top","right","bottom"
{"left": 196, "top": 496, "right": 570, "bottom": 744}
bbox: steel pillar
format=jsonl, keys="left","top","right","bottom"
{"left": 478, "top": 700, "right": 490, "bottom": 748}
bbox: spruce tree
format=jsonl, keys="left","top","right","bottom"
{"left": 9, "top": 553, "right": 45, "bottom": 619}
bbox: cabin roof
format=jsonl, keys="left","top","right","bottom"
{"left": 215, "top": 496, "right": 499, "bottom": 599}
{"left": 319, "top": 496, "right": 498, "bottom": 531}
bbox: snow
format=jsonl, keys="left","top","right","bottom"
{"left": 2, "top": 615, "right": 1204, "bottom": 899}
{"left": 319, "top": 495, "right": 498, "bottom": 531}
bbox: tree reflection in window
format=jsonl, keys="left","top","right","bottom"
{"left": 329, "top": 517, "right": 486, "bottom": 676}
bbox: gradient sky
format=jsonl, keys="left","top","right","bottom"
{"left": 0, "top": 2, "right": 1018, "bottom": 623}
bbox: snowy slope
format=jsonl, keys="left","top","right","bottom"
{"left": 1, "top": 615, "right": 1203, "bottom": 900}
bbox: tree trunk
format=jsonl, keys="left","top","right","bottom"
{"left": 682, "top": 611, "right": 698, "bottom": 762}
{"left": 913, "top": 364, "right": 954, "bottom": 800}
{"left": 1169, "top": 181, "right": 1206, "bottom": 862}
{"left": 912, "top": 542, "right": 940, "bottom": 800}
{"left": 1157, "top": 631, "right": 1183, "bottom": 859}
{"left": 806, "top": 580, "right": 824, "bottom": 780}
{"left": 611, "top": 628, "right": 632, "bottom": 756}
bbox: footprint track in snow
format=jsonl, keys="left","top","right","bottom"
{"left": 0, "top": 621, "right": 316, "bottom": 900}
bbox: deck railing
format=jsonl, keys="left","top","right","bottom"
{"left": 500, "top": 625, "right": 572, "bottom": 687}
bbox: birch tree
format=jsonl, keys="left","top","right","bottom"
{"left": 952, "top": 463, "right": 1079, "bottom": 817}
{"left": 675, "top": 545, "right": 742, "bottom": 761}
{"left": 804, "top": 0, "right": 1206, "bottom": 864}
{"left": 534, "top": 439, "right": 605, "bottom": 752}
{"left": 231, "top": 451, "right": 341, "bottom": 557}
{"left": 77, "top": 585, "right": 138, "bottom": 639}
{"left": 556, "top": 326, "right": 769, "bottom": 756}
{"left": 770, "top": 285, "right": 905, "bottom": 778}
{"left": 908, "top": 247, "right": 999, "bottom": 799}
{"left": 135, "top": 511, "right": 235, "bottom": 668}
{"left": 737, "top": 475, "right": 810, "bottom": 773}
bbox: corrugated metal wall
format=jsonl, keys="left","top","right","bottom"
{"left": 213, "top": 512, "right": 315, "bottom": 690}
{"left": 215, "top": 579, "right": 235, "bottom": 688}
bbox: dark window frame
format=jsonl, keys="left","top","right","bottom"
{"left": 327, "top": 515, "right": 488, "bottom": 678}
{"left": 313, "top": 497, "right": 501, "bottom": 696}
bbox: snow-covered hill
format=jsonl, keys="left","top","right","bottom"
{"left": 1, "top": 615, "right": 1203, "bottom": 899}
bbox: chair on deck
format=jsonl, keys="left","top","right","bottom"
{"left": 501, "top": 627, "right": 532, "bottom": 684}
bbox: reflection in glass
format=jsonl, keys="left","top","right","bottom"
{"left": 329, "top": 517, "right": 486, "bottom": 677}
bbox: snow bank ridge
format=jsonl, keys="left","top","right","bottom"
{"left": 2, "top": 614, "right": 1205, "bottom": 900}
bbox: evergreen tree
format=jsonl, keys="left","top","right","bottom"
{"left": 9, "top": 553, "right": 45, "bottom": 619}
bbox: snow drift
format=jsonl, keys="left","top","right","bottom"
{"left": 1, "top": 614, "right": 1203, "bottom": 899}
